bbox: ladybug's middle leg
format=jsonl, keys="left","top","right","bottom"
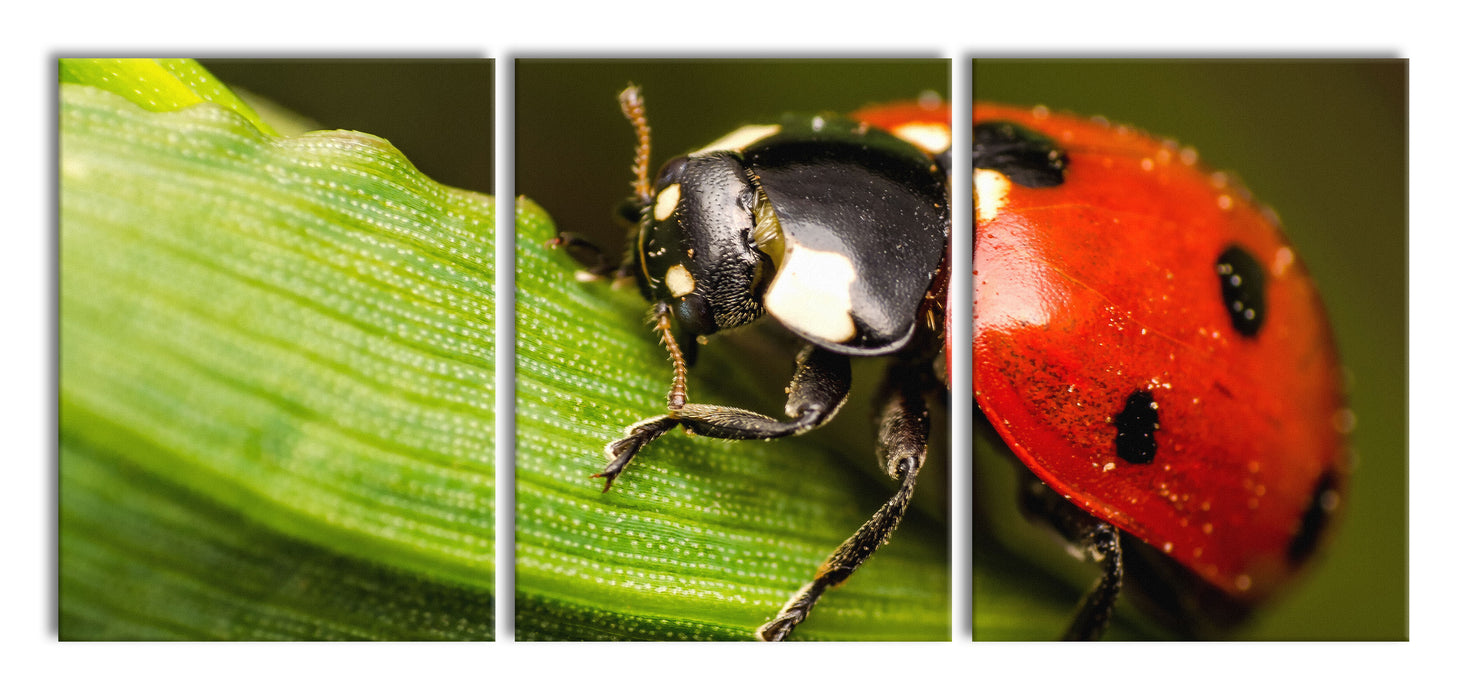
{"left": 756, "top": 358, "right": 932, "bottom": 641}
{"left": 1019, "top": 476, "right": 1124, "bottom": 641}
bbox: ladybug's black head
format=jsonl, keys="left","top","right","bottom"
{"left": 617, "top": 87, "right": 946, "bottom": 360}
{"left": 632, "top": 150, "right": 781, "bottom": 342}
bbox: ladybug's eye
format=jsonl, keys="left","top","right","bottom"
{"left": 654, "top": 156, "right": 689, "bottom": 189}
{"left": 670, "top": 290, "right": 718, "bottom": 338}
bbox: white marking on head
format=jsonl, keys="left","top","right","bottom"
{"left": 893, "top": 123, "right": 951, "bottom": 154}
{"left": 974, "top": 168, "right": 1012, "bottom": 222}
{"left": 654, "top": 184, "right": 680, "bottom": 221}
{"left": 765, "top": 242, "right": 857, "bottom": 344}
{"left": 691, "top": 124, "right": 781, "bottom": 155}
{"left": 665, "top": 264, "right": 695, "bottom": 298}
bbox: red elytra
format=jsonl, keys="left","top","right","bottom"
{"left": 855, "top": 100, "right": 1349, "bottom": 610}
{"left": 966, "top": 103, "right": 1348, "bottom": 604}
{"left": 851, "top": 99, "right": 954, "bottom": 158}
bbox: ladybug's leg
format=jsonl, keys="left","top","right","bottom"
{"left": 549, "top": 195, "right": 646, "bottom": 281}
{"left": 1063, "top": 522, "right": 1122, "bottom": 641}
{"left": 675, "top": 344, "right": 851, "bottom": 439}
{"left": 1019, "top": 477, "right": 1124, "bottom": 640}
{"left": 756, "top": 358, "right": 931, "bottom": 641}
{"left": 592, "top": 415, "right": 680, "bottom": 492}
{"left": 593, "top": 344, "right": 852, "bottom": 490}
{"left": 547, "top": 231, "right": 634, "bottom": 280}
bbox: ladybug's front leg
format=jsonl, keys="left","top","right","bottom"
{"left": 1019, "top": 476, "right": 1124, "bottom": 641}
{"left": 756, "top": 358, "right": 932, "bottom": 641}
{"left": 593, "top": 344, "right": 852, "bottom": 490}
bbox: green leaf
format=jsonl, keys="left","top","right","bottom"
{"left": 59, "top": 58, "right": 275, "bottom": 135}
{"left": 513, "top": 199, "right": 953, "bottom": 641}
{"left": 59, "top": 70, "right": 494, "bottom": 639}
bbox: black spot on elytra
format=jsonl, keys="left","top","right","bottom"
{"left": 1216, "top": 245, "right": 1267, "bottom": 337}
{"left": 1114, "top": 390, "right": 1159, "bottom": 465}
{"left": 1288, "top": 469, "right": 1340, "bottom": 566}
{"left": 973, "top": 121, "right": 1068, "bottom": 188}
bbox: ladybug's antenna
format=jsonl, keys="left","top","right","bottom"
{"left": 624, "top": 87, "right": 686, "bottom": 409}
{"left": 620, "top": 84, "right": 654, "bottom": 205}
{"left": 651, "top": 301, "right": 689, "bottom": 410}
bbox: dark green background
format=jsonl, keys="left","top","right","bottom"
{"left": 515, "top": 59, "right": 949, "bottom": 253}
{"left": 968, "top": 59, "right": 1406, "bottom": 640}
{"left": 201, "top": 59, "right": 494, "bottom": 194}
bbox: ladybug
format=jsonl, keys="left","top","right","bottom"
{"left": 952, "top": 103, "right": 1350, "bottom": 639}
{"left": 557, "top": 86, "right": 952, "bottom": 641}
{"left": 562, "top": 88, "right": 1349, "bottom": 641}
